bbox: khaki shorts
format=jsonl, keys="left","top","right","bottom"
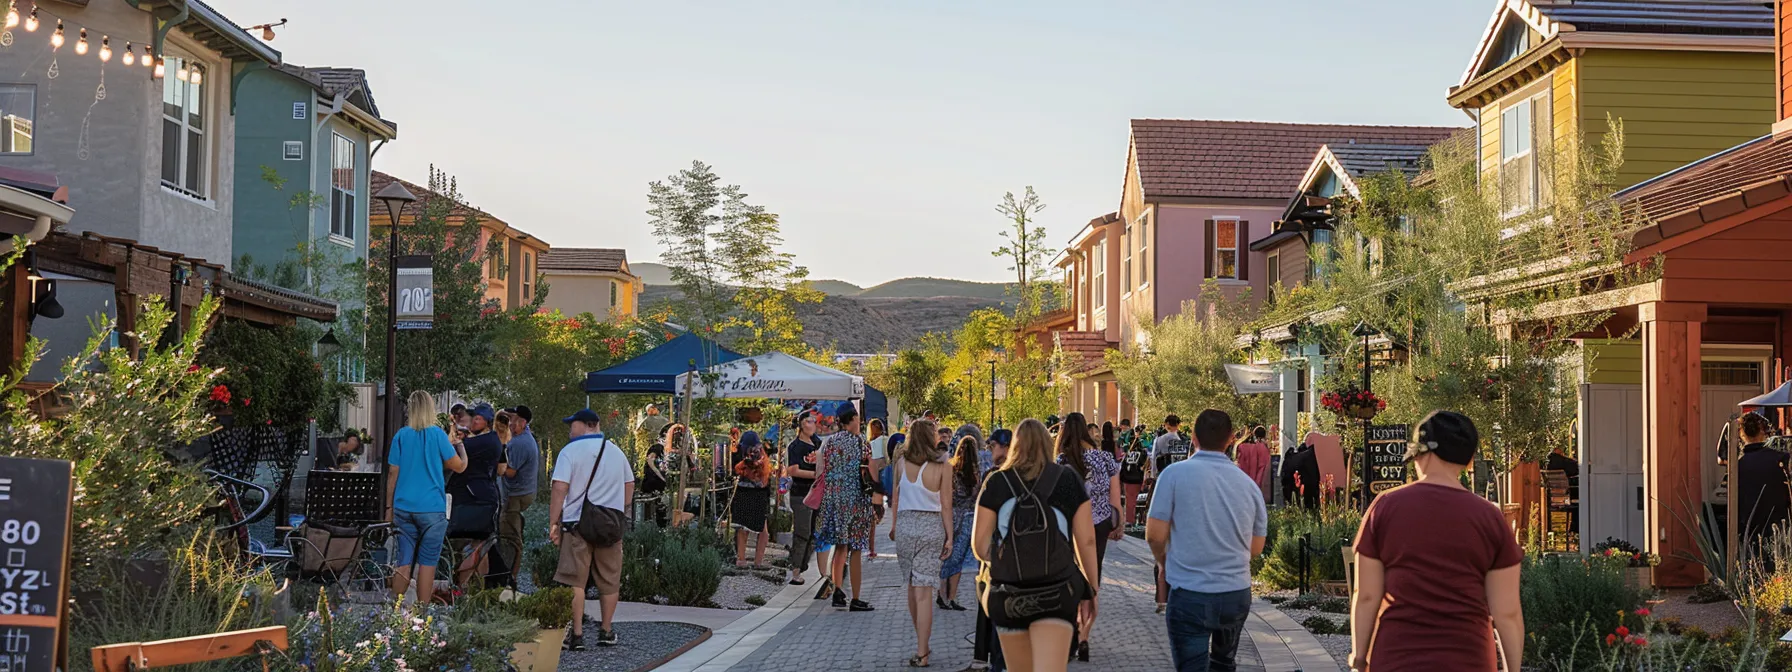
{"left": 555, "top": 529, "right": 623, "bottom": 596}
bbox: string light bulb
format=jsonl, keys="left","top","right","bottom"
{"left": 49, "top": 20, "right": 62, "bottom": 49}
{"left": 23, "top": 7, "right": 36, "bottom": 32}
{"left": 98, "top": 36, "right": 110, "bottom": 62}
{"left": 122, "top": 41, "right": 134, "bottom": 65}
{"left": 73, "top": 28, "right": 87, "bottom": 55}
{"left": 175, "top": 61, "right": 188, "bottom": 82}
{"left": 5, "top": 5, "right": 17, "bottom": 29}
{"left": 141, "top": 45, "right": 152, "bottom": 68}
{"left": 189, "top": 66, "right": 202, "bottom": 85}
{"left": 152, "top": 57, "right": 164, "bottom": 79}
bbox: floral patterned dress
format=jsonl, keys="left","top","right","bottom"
{"left": 815, "top": 430, "right": 875, "bottom": 551}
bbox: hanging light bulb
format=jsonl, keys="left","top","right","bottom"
{"left": 175, "top": 61, "right": 188, "bottom": 82}
{"left": 98, "top": 36, "right": 111, "bottom": 62}
{"left": 5, "top": 5, "right": 18, "bottom": 29}
{"left": 122, "top": 41, "right": 134, "bottom": 65}
{"left": 141, "top": 45, "right": 152, "bottom": 68}
{"left": 49, "top": 21, "right": 63, "bottom": 49}
{"left": 23, "top": 7, "right": 37, "bottom": 32}
{"left": 189, "top": 66, "right": 202, "bottom": 85}
{"left": 153, "top": 57, "right": 164, "bottom": 79}
{"left": 73, "top": 28, "right": 87, "bottom": 55}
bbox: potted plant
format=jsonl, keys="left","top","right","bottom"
{"left": 770, "top": 505, "right": 794, "bottom": 547}
{"left": 1321, "top": 385, "right": 1386, "bottom": 421}
{"left": 505, "top": 586, "right": 575, "bottom": 671}
{"left": 1593, "top": 538, "right": 1659, "bottom": 590}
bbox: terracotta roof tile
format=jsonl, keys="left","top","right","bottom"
{"left": 369, "top": 171, "right": 545, "bottom": 244}
{"left": 1054, "top": 330, "right": 1117, "bottom": 374}
{"left": 1617, "top": 133, "right": 1792, "bottom": 248}
{"left": 540, "top": 248, "right": 630, "bottom": 274}
{"left": 1130, "top": 120, "right": 1463, "bottom": 200}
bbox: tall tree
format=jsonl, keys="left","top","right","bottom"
{"left": 992, "top": 186, "right": 1052, "bottom": 318}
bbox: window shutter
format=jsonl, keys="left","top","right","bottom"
{"left": 1238, "top": 221, "right": 1250, "bottom": 281}
{"left": 1203, "top": 220, "right": 1215, "bottom": 279}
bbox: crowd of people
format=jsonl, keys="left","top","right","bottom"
{"left": 375, "top": 390, "right": 1531, "bottom": 670}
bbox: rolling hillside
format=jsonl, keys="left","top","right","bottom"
{"left": 632, "top": 262, "right": 1010, "bottom": 300}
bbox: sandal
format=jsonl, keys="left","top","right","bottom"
{"left": 908, "top": 653, "right": 931, "bottom": 668}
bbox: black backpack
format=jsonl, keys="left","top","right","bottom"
{"left": 1120, "top": 449, "right": 1147, "bottom": 484}
{"left": 988, "top": 464, "right": 1076, "bottom": 586}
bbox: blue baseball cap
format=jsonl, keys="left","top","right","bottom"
{"left": 470, "top": 402, "right": 496, "bottom": 423}
{"left": 989, "top": 429, "right": 1013, "bottom": 447}
{"left": 563, "top": 408, "right": 602, "bottom": 425}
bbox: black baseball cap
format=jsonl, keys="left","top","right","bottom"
{"left": 1405, "top": 410, "right": 1478, "bottom": 465}
{"left": 505, "top": 405, "right": 532, "bottom": 423}
{"left": 989, "top": 428, "right": 1013, "bottom": 447}
{"left": 563, "top": 408, "right": 602, "bottom": 425}
{"left": 835, "top": 404, "right": 858, "bottom": 423}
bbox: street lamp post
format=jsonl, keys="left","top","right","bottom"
{"left": 1353, "top": 321, "right": 1378, "bottom": 510}
{"left": 375, "top": 181, "right": 417, "bottom": 456}
{"left": 989, "top": 346, "right": 1005, "bottom": 430}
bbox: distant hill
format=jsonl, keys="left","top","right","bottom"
{"left": 632, "top": 262, "right": 1008, "bottom": 300}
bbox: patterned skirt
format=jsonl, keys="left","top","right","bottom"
{"left": 940, "top": 508, "right": 977, "bottom": 580}
{"left": 895, "top": 509, "right": 946, "bottom": 589}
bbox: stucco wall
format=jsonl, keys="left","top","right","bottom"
{"left": 1152, "top": 204, "right": 1281, "bottom": 320}
{"left": 232, "top": 69, "right": 314, "bottom": 272}
{"left": 140, "top": 29, "right": 239, "bottom": 266}
{"left": 541, "top": 272, "right": 619, "bottom": 319}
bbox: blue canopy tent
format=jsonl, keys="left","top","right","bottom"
{"left": 582, "top": 332, "right": 746, "bottom": 394}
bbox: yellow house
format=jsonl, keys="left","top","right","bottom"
{"left": 538, "top": 248, "right": 643, "bottom": 322}
{"left": 1448, "top": 0, "right": 1776, "bottom": 201}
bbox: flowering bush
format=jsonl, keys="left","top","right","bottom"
{"left": 1591, "top": 537, "right": 1660, "bottom": 568}
{"left": 282, "top": 593, "right": 534, "bottom": 672}
{"left": 1320, "top": 384, "right": 1386, "bottom": 419}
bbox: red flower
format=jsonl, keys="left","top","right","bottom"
{"left": 187, "top": 364, "right": 201, "bottom": 373}
{"left": 242, "top": 397, "right": 252, "bottom": 407}
{"left": 209, "top": 384, "right": 231, "bottom": 404}
{"left": 1634, "top": 608, "right": 1651, "bottom": 617}
{"left": 1632, "top": 636, "right": 1647, "bottom": 646}
{"left": 265, "top": 420, "right": 273, "bottom": 425}
{"left": 1605, "top": 634, "right": 1617, "bottom": 646}
{"left": 434, "top": 372, "right": 444, "bottom": 379}
{"left": 1615, "top": 626, "right": 1629, "bottom": 637}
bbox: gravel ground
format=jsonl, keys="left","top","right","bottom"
{"left": 1650, "top": 589, "right": 1745, "bottom": 633}
{"left": 1279, "top": 607, "right": 1347, "bottom": 631}
{"left": 1313, "top": 634, "right": 1352, "bottom": 671}
{"left": 560, "top": 621, "right": 708, "bottom": 672}
{"left": 712, "top": 570, "right": 788, "bottom": 610}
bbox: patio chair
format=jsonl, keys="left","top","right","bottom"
{"left": 289, "top": 470, "right": 393, "bottom": 601}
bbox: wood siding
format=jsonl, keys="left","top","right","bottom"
{"left": 1781, "top": 0, "right": 1792, "bottom": 119}
{"left": 1578, "top": 49, "right": 1775, "bottom": 188}
{"left": 1659, "top": 208, "right": 1792, "bottom": 305}
{"left": 1584, "top": 339, "right": 1643, "bottom": 386}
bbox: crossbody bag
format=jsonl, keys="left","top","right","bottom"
{"left": 566, "top": 437, "right": 627, "bottom": 547}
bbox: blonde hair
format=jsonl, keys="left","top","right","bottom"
{"left": 903, "top": 419, "right": 942, "bottom": 465}
{"left": 406, "top": 390, "right": 437, "bottom": 431}
{"left": 1004, "top": 418, "right": 1053, "bottom": 479}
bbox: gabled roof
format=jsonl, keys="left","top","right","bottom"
{"left": 180, "top": 0, "right": 280, "bottom": 64}
{"left": 1292, "top": 143, "right": 1435, "bottom": 201}
{"left": 1456, "top": 0, "right": 1771, "bottom": 91}
{"left": 1054, "top": 330, "right": 1116, "bottom": 374}
{"left": 272, "top": 64, "right": 397, "bottom": 136}
{"left": 368, "top": 171, "right": 545, "bottom": 246}
{"left": 540, "top": 248, "right": 633, "bottom": 275}
{"left": 1617, "top": 132, "right": 1792, "bottom": 253}
{"left": 1127, "top": 120, "right": 1462, "bottom": 201}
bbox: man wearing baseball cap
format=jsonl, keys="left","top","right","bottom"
{"left": 549, "top": 408, "right": 633, "bottom": 650}
{"left": 496, "top": 405, "right": 538, "bottom": 587}
{"left": 1348, "top": 410, "right": 1523, "bottom": 672}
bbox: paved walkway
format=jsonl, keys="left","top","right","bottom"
{"left": 658, "top": 517, "right": 1341, "bottom": 671}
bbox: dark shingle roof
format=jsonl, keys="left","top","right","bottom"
{"left": 1129, "top": 120, "right": 1463, "bottom": 200}
{"left": 273, "top": 64, "right": 392, "bottom": 127}
{"left": 1536, "top": 1, "right": 1771, "bottom": 37}
{"left": 1327, "top": 144, "right": 1434, "bottom": 179}
{"left": 539, "top": 248, "right": 629, "bottom": 273}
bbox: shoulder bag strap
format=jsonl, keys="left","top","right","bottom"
{"left": 574, "top": 439, "right": 610, "bottom": 511}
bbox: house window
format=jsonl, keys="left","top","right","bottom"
{"left": 282, "top": 141, "right": 303, "bottom": 161}
{"left": 1138, "top": 213, "right": 1149, "bottom": 287}
{"left": 161, "top": 55, "right": 209, "bottom": 198}
{"left": 1702, "top": 361, "right": 1762, "bottom": 387}
{"left": 292, "top": 102, "right": 307, "bottom": 120}
{"left": 330, "top": 133, "right": 357, "bottom": 240}
{"left": 1500, "top": 90, "right": 1552, "bottom": 216}
{"left": 609, "top": 279, "right": 619, "bottom": 309}
{"left": 1266, "top": 253, "right": 1280, "bottom": 297}
{"left": 1122, "top": 219, "right": 1133, "bottom": 293}
{"left": 1296, "top": 366, "right": 1310, "bottom": 413}
{"left": 0, "top": 84, "right": 34, "bottom": 155}
{"left": 489, "top": 238, "right": 506, "bottom": 280}
{"left": 1213, "top": 219, "right": 1240, "bottom": 280}
{"left": 521, "top": 252, "right": 533, "bottom": 299}
{"left": 1091, "top": 239, "right": 1105, "bottom": 311}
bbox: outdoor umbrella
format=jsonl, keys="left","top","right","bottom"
{"left": 1739, "top": 380, "right": 1792, "bottom": 408}
{"left": 675, "top": 352, "right": 865, "bottom": 400}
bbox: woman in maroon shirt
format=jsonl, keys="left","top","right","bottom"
{"left": 1349, "top": 410, "right": 1524, "bottom": 671}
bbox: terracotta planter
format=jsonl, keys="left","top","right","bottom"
{"left": 510, "top": 628, "right": 565, "bottom": 672}
{"left": 1623, "top": 566, "right": 1653, "bottom": 591}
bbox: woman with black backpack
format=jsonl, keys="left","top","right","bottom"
{"left": 972, "top": 418, "right": 1100, "bottom": 672}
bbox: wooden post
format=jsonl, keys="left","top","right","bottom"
{"left": 91, "top": 626, "right": 288, "bottom": 671}
{"left": 1642, "top": 301, "right": 1708, "bottom": 588}
{"left": 2, "top": 258, "right": 29, "bottom": 369}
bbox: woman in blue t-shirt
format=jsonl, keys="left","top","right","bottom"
{"left": 386, "top": 390, "right": 468, "bottom": 603}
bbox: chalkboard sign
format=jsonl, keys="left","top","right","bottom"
{"left": 1363, "top": 425, "right": 1409, "bottom": 501}
{"left": 0, "top": 456, "right": 74, "bottom": 671}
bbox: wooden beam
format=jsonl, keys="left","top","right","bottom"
{"left": 1490, "top": 281, "right": 1661, "bottom": 325}
{"left": 2, "top": 260, "right": 28, "bottom": 370}
{"left": 91, "top": 625, "right": 288, "bottom": 671}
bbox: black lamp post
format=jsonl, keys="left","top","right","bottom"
{"left": 988, "top": 346, "right": 1004, "bottom": 430}
{"left": 1352, "top": 321, "right": 1378, "bottom": 509}
{"left": 374, "top": 181, "right": 417, "bottom": 454}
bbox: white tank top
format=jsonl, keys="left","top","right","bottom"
{"left": 897, "top": 460, "right": 942, "bottom": 512}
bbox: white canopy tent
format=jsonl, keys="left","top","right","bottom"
{"left": 675, "top": 351, "right": 865, "bottom": 400}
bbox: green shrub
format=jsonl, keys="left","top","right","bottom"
{"left": 661, "top": 537, "right": 724, "bottom": 607}
{"left": 527, "top": 542, "right": 560, "bottom": 589}
{"left": 1519, "top": 553, "right": 1645, "bottom": 668}
{"left": 1283, "top": 593, "right": 1349, "bottom": 614}
{"left": 71, "top": 535, "right": 279, "bottom": 672}
{"left": 1260, "top": 505, "right": 1360, "bottom": 590}
{"left": 509, "top": 586, "right": 576, "bottom": 630}
{"left": 619, "top": 523, "right": 668, "bottom": 602}
{"left": 1300, "top": 615, "right": 1341, "bottom": 635}
{"left": 284, "top": 592, "right": 533, "bottom": 672}
{"left": 745, "top": 594, "right": 767, "bottom": 606}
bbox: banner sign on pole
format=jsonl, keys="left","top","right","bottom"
{"left": 1224, "top": 364, "right": 1281, "bottom": 395}
{"left": 395, "top": 255, "right": 434, "bottom": 330}
{"left": 1364, "top": 424, "right": 1410, "bottom": 500}
{"left": 0, "top": 456, "right": 75, "bottom": 672}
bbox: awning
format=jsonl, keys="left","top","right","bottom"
{"left": 583, "top": 332, "right": 744, "bottom": 394}
{"left": 676, "top": 352, "right": 864, "bottom": 400}
{"left": 1740, "top": 380, "right": 1792, "bottom": 408}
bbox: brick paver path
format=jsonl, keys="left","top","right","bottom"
{"left": 723, "top": 517, "right": 1265, "bottom": 672}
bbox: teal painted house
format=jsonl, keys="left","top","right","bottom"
{"left": 231, "top": 64, "right": 396, "bottom": 285}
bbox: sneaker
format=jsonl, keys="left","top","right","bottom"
{"left": 814, "top": 579, "right": 834, "bottom": 600}
{"left": 562, "top": 629, "right": 586, "bottom": 652}
{"left": 833, "top": 591, "right": 849, "bottom": 609}
{"left": 1155, "top": 603, "right": 1166, "bottom": 614}
{"left": 595, "top": 628, "right": 618, "bottom": 647}
{"left": 936, "top": 595, "right": 950, "bottom": 610}
{"left": 850, "top": 599, "right": 875, "bottom": 612}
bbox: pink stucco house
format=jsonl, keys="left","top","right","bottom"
{"left": 1053, "top": 120, "right": 1462, "bottom": 425}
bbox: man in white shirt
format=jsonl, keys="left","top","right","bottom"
{"left": 549, "top": 408, "right": 634, "bottom": 650}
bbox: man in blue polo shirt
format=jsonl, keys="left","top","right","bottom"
{"left": 1146, "top": 409, "right": 1268, "bottom": 672}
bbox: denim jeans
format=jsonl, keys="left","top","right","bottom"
{"left": 1165, "top": 587, "right": 1252, "bottom": 672}
{"left": 393, "top": 509, "right": 448, "bottom": 569}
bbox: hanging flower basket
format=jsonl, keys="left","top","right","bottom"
{"left": 1321, "top": 386, "right": 1386, "bottom": 421}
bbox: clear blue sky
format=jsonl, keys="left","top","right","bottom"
{"left": 209, "top": 0, "right": 1490, "bottom": 286}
